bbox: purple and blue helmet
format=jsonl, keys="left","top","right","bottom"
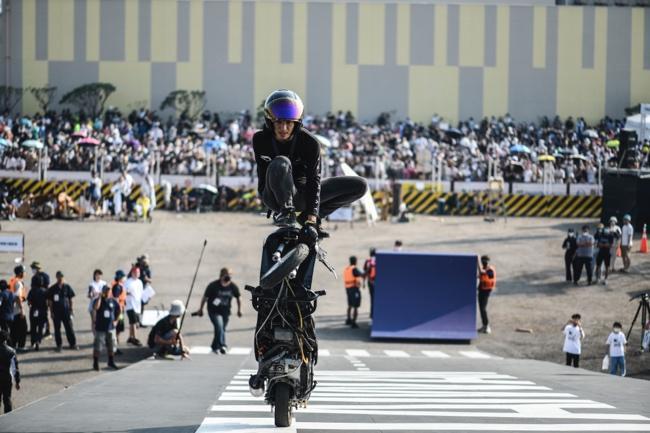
{"left": 263, "top": 89, "right": 304, "bottom": 128}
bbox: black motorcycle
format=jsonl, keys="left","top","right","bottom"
{"left": 246, "top": 222, "right": 335, "bottom": 427}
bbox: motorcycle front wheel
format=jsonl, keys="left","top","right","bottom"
{"left": 274, "top": 382, "right": 292, "bottom": 427}
{"left": 260, "top": 243, "right": 309, "bottom": 290}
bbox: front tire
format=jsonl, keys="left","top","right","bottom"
{"left": 260, "top": 243, "right": 309, "bottom": 290}
{"left": 274, "top": 382, "right": 292, "bottom": 427}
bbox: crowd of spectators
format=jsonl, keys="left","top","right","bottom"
{"left": 1, "top": 107, "right": 647, "bottom": 184}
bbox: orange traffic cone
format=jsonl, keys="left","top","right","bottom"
{"left": 617, "top": 245, "right": 622, "bottom": 257}
{"left": 640, "top": 224, "right": 648, "bottom": 254}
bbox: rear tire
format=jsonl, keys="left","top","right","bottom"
{"left": 260, "top": 243, "right": 309, "bottom": 290}
{"left": 274, "top": 382, "right": 292, "bottom": 427}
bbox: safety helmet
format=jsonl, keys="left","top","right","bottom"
{"left": 263, "top": 89, "right": 304, "bottom": 130}
{"left": 609, "top": 216, "right": 617, "bottom": 224}
{"left": 623, "top": 214, "right": 631, "bottom": 221}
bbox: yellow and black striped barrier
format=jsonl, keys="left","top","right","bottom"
{"left": 0, "top": 178, "right": 601, "bottom": 218}
{"left": 1, "top": 178, "right": 165, "bottom": 209}
{"left": 399, "top": 188, "right": 601, "bottom": 218}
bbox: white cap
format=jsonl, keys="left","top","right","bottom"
{"left": 169, "top": 300, "right": 185, "bottom": 316}
{"left": 609, "top": 216, "right": 617, "bottom": 223}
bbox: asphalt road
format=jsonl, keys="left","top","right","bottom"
{"left": 1, "top": 344, "right": 649, "bottom": 432}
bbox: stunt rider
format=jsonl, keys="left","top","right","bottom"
{"left": 253, "top": 89, "right": 368, "bottom": 245}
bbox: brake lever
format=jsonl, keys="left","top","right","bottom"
{"left": 315, "top": 244, "right": 337, "bottom": 279}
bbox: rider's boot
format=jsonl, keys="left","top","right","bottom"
{"left": 273, "top": 207, "right": 297, "bottom": 227}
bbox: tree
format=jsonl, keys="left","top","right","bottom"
{"left": 0, "top": 86, "right": 24, "bottom": 113}
{"left": 59, "top": 82, "right": 116, "bottom": 118}
{"left": 160, "top": 90, "right": 206, "bottom": 120}
{"left": 30, "top": 85, "right": 58, "bottom": 113}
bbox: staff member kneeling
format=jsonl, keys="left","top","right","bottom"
{"left": 147, "top": 300, "right": 189, "bottom": 359}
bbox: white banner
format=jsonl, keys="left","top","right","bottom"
{"left": 0, "top": 232, "right": 24, "bottom": 254}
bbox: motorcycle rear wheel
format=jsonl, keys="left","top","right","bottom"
{"left": 274, "top": 382, "right": 292, "bottom": 427}
{"left": 260, "top": 243, "right": 309, "bottom": 290}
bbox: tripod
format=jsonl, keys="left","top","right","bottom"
{"left": 626, "top": 292, "right": 650, "bottom": 350}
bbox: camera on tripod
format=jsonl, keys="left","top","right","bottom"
{"left": 626, "top": 290, "right": 650, "bottom": 350}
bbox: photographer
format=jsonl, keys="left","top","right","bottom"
{"left": 192, "top": 268, "right": 242, "bottom": 354}
{"left": 92, "top": 285, "right": 119, "bottom": 371}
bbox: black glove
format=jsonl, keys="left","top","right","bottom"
{"left": 299, "top": 223, "right": 319, "bottom": 247}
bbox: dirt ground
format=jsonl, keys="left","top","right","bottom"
{"left": 3, "top": 211, "right": 649, "bottom": 410}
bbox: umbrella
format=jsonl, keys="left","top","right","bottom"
{"left": 583, "top": 129, "right": 599, "bottom": 139}
{"left": 571, "top": 154, "right": 588, "bottom": 161}
{"left": 509, "top": 144, "right": 531, "bottom": 153}
{"left": 445, "top": 128, "right": 463, "bottom": 139}
{"left": 72, "top": 131, "right": 88, "bottom": 138}
{"left": 203, "top": 139, "right": 227, "bottom": 151}
{"left": 197, "top": 184, "right": 218, "bottom": 194}
{"left": 314, "top": 134, "right": 332, "bottom": 148}
{"left": 538, "top": 155, "right": 556, "bottom": 162}
{"left": 606, "top": 139, "right": 620, "bottom": 148}
{"left": 21, "top": 139, "right": 44, "bottom": 149}
{"left": 78, "top": 137, "right": 100, "bottom": 146}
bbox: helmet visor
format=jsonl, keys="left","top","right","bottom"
{"left": 267, "top": 98, "right": 303, "bottom": 122}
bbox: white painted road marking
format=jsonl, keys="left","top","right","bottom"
{"left": 197, "top": 369, "right": 650, "bottom": 432}
{"left": 228, "top": 347, "right": 252, "bottom": 355}
{"left": 422, "top": 350, "right": 451, "bottom": 358}
{"left": 460, "top": 351, "right": 493, "bottom": 359}
{"left": 384, "top": 350, "right": 410, "bottom": 358}
{"left": 197, "top": 418, "right": 650, "bottom": 431}
{"left": 345, "top": 349, "right": 370, "bottom": 357}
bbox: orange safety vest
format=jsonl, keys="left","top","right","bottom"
{"left": 479, "top": 265, "right": 496, "bottom": 291}
{"left": 344, "top": 266, "right": 362, "bottom": 289}
{"left": 364, "top": 258, "right": 376, "bottom": 282}
{"left": 9, "top": 276, "right": 25, "bottom": 301}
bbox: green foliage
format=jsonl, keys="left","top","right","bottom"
{"left": 160, "top": 90, "right": 206, "bottom": 120}
{"left": 0, "top": 86, "right": 24, "bottom": 113}
{"left": 59, "top": 83, "right": 116, "bottom": 118}
{"left": 30, "top": 86, "right": 58, "bottom": 113}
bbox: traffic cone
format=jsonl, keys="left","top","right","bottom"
{"left": 640, "top": 224, "right": 648, "bottom": 254}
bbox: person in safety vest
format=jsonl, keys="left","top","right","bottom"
{"left": 344, "top": 256, "right": 365, "bottom": 329}
{"left": 8, "top": 266, "right": 27, "bottom": 351}
{"left": 363, "top": 248, "right": 377, "bottom": 319}
{"left": 477, "top": 255, "right": 496, "bottom": 334}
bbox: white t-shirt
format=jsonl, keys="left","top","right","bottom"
{"left": 621, "top": 224, "right": 634, "bottom": 247}
{"left": 563, "top": 324, "right": 585, "bottom": 355}
{"left": 606, "top": 331, "right": 627, "bottom": 357}
{"left": 87, "top": 279, "right": 107, "bottom": 312}
{"left": 125, "top": 277, "right": 144, "bottom": 313}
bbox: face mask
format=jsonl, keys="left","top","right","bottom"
{"left": 613, "top": 327, "right": 621, "bottom": 333}
{"left": 223, "top": 276, "right": 231, "bottom": 283}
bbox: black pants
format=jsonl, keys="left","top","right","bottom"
{"left": 595, "top": 249, "right": 611, "bottom": 279}
{"left": 262, "top": 156, "right": 368, "bottom": 218}
{"left": 478, "top": 290, "right": 491, "bottom": 327}
{"left": 566, "top": 352, "right": 580, "bottom": 368}
{"left": 53, "top": 314, "right": 76, "bottom": 348}
{"left": 30, "top": 311, "right": 46, "bottom": 345}
{"left": 0, "top": 319, "right": 10, "bottom": 334}
{"left": 10, "top": 315, "right": 27, "bottom": 349}
{"left": 0, "top": 378, "right": 12, "bottom": 413}
{"left": 564, "top": 252, "right": 574, "bottom": 281}
{"left": 573, "top": 257, "right": 592, "bottom": 284}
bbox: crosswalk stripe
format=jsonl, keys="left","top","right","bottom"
{"left": 230, "top": 379, "right": 538, "bottom": 386}
{"left": 422, "top": 350, "right": 451, "bottom": 358}
{"left": 237, "top": 369, "right": 508, "bottom": 376}
{"left": 208, "top": 405, "right": 646, "bottom": 420}
{"left": 384, "top": 350, "right": 410, "bottom": 358}
{"left": 225, "top": 385, "right": 551, "bottom": 392}
{"left": 345, "top": 349, "right": 370, "bottom": 357}
{"left": 319, "top": 349, "right": 330, "bottom": 357}
{"left": 459, "top": 351, "right": 492, "bottom": 359}
{"left": 197, "top": 418, "right": 650, "bottom": 431}
{"left": 190, "top": 346, "right": 213, "bottom": 354}
{"left": 211, "top": 402, "right": 614, "bottom": 411}
{"left": 228, "top": 347, "right": 252, "bottom": 355}
{"left": 219, "top": 392, "right": 578, "bottom": 401}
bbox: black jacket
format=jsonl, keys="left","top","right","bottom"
{"left": 253, "top": 127, "right": 321, "bottom": 217}
{"left": 0, "top": 342, "right": 20, "bottom": 384}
